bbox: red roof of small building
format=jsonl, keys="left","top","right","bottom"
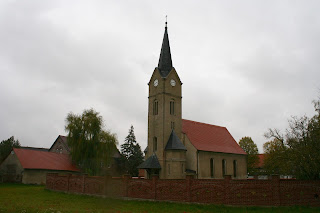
{"left": 13, "top": 148, "right": 80, "bottom": 172}
{"left": 255, "top": 154, "right": 265, "bottom": 168}
{"left": 182, "top": 119, "right": 247, "bottom": 155}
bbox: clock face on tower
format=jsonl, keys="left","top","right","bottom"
{"left": 154, "top": 79, "right": 158, "bottom": 87}
{"left": 170, "top": 79, "right": 176, "bottom": 86}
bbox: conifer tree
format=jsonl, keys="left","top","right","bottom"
{"left": 0, "top": 136, "right": 21, "bottom": 163}
{"left": 120, "top": 125, "right": 144, "bottom": 177}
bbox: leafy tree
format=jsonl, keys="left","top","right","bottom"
{"left": 65, "top": 109, "right": 117, "bottom": 175}
{"left": 120, "top": 125, "right": 144, "bottom": 177}
{"left": 264, "top": 97, "right": 320, "bottom": 180}
{"left": 263, "top": 138, "right": 292, "bottom": 176}
{"left": 239, "top": 137, "right": 259, "bottom": 175}
{"left": 0, "top": 136, "right": 21, "bottom": 163}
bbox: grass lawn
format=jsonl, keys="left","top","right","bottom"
{"left": 0, "top": 183, "right": 319, "bottom": 213}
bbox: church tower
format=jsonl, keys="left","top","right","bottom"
{"left": 138, "top": 21, "right": 187, "bottom": 179}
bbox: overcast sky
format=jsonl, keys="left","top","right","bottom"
{"left": 1, "top": 0, "right": 319, "bottom": 153}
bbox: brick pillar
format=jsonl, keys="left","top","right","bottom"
{"left": 82, "top": 174, "right": 87, "bottom": 193}
{"left": 104, "top": 175, "right": 111, "bottom": 196}
{"left": 186, "top": 174, "right": 194, "bottom": 202}
{"left": 151, "top": 175, "right": 159, "bottom": 200}
{"left": 271, "top": 175, "right": 280, "bottom": 206}
{"left": 67, "top": 174, "right": 71, "bottom": 192}
{"left": 224, "top": 175, "right": 232, "bottom": 205}
{"left": 123, "top": 174, "right": 131, "bottom": 197}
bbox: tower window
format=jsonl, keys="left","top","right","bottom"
{"left": 153, "top": 100, "right": 158, "bottom": 115}
{"left": 210, "top": 158, "right": 214, "bottom": 178}
{"left": 170, "top": 99, "right": 175, "bottom": 115}
{"left": 233, "top": 160, "right": 237, "bottom": 178}
{"left": 222, "top": 159, "right": 227, "bottom": 176}
{"left": 153, "top": 137, "right": 157, "bottom": 152}
{"left": 171, "top": 121, "right": 175, "bottom": 130}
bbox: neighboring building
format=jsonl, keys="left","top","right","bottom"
{"left": 0, "top": 147, "right": 80, "bottom": 184}
{"left": 50, "top": 135, "right": 122, "bottom": 175}
{"left": 50, "top": 135, "right": 122, "bottom": 176}
{"left": 250, "top": 153, "right": 267, "bottom": 179}
{"left": 138, "top": 22, "right": 247, "bottom": 179}
{"left": 0, "top": 135, "right": 122, "bottom": 184}
{"left": 253, "top": 154, "right": 293, "bottom": 179}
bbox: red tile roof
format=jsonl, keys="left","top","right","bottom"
{"left": 13, "top": 148, "right": 80, "bottom": 172}
{"left": 182, "top": 119, "right": 247, "bottom": 155}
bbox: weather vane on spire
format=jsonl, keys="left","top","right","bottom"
{"left": 165, "top": 15, "right": 168, "bottom": 27}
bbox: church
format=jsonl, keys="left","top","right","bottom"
{"left": 138, "top": 22, "right": 247, "bottom": 179}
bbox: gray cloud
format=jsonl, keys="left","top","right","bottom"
{"left": 1, "top": 0, "right": 319, "bottom": 153}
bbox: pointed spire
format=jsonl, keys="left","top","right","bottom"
{"left": 158, "top": 19, "right": 173, "bottom": 77}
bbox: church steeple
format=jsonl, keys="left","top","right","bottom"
{"left": 158, "top": 21, "right": 173, "bottom": 77}
{"left": 144, "top": 20, "right": 184, "bottom": 179}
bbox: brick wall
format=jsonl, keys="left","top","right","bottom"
{"left": 46, "top": 174, "right": 320, "bottom": 207}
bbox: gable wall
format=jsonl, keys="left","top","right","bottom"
{"left": 50, "top": 137, "right": 70, "bottom": 154}
{"left": 0, "top": 151, "right": 24, "bottom": 182}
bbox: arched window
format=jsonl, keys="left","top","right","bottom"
{"left": 222, "top": 159, "right": 227, "bottom": 176}
{"left": 210, "top": 158, "right": 214, "bottom": 178}
{"left": 153, "top": 137, "right": 157, "bottom": 152}
{"left": 233, "top": 160, "right": 237, "bottom": 178}
{"left": 153, "top": 100, "right": 158, "bottom": 115}
{"left": 170, "top": 99, "right": 175, "bottom": 115}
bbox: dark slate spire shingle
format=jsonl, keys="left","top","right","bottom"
{"left": 157, "top": 22, "right": 173, "bottom": 78}
{"left": 137, "top": 153, "right": 161, "bottom": 169}
{"left": 165, "top": 130, "right": 187, "bottom": 150}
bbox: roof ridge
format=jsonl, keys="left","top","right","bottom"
{"left": 182, "top": 119, "right": 226, "bottom": 129}
{"left": 14, "top": 148, "right": 69, "bottom": 155}
{"left": 18, "top": 147, "right": 49, "bottom": 151}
